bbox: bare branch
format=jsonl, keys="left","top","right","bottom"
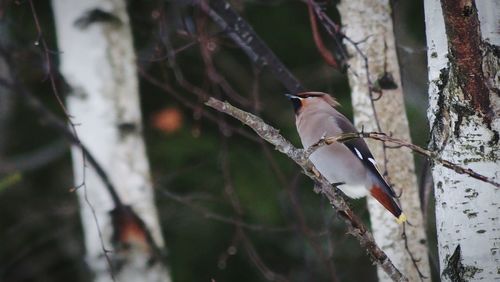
{"left": 329, "top": 132, "right": 500, "bottom": 189}
{"left": 205, "top": 97, "right": 408, "bottom": 282}
{"left": 302, "top": 129, "right": 499, "bottom": 189}
{"left": 198, "top": 0, "right": 305, "bottom": 94}
{"left": 304, "top": 131, "right": 499, "bottom": 188}
{"left": 28, "top": 0, "right": 70, "bottom": 117}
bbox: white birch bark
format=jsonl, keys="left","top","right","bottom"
{"left": 337, "top": 0, "right": 430, "bottom": 281}
{"left": 52, "top": 0, "right": 171, "bottom": 281}
{"left": 424, "top": 0, "right": 500, "bottom": 280}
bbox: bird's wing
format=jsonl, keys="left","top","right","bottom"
{"left": 333, "top": 113, "right": 397, "bottom": 198}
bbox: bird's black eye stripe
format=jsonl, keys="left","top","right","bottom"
{"left": 291, "top": 97, "right": 302, "bottom": 112}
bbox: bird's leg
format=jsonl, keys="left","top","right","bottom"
{"left": 311, "top": 165, "right": 321, "bottom": 178}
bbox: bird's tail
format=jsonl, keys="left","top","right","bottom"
{"left": 370, "top": 185, "right": 406, "bottom": 224}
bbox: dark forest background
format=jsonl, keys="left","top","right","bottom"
{"left": 0, "top": 0, "right": 434, "bottom": 281}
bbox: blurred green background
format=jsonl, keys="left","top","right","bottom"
{"left": 0, "top": 0, "right": 435, "bottom": 281}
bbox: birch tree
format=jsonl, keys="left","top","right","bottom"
{"left": 52, "top": 0, "right": 171, "bottom": 281}
{"left": 337, "top": 0, "right": 430, "bottom": 280}
{"left": 424, "top": 0, "right": 500, "bottom": 280}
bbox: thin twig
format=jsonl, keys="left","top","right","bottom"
{"left": 402, "top": 223, "right": 428, "bottom": 281}
{"left": 28, "top": 0, "right": 69, "bottom": 117}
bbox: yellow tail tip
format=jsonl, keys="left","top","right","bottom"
{"left": 396, "top": 213, "right": 407, "bottom": 224}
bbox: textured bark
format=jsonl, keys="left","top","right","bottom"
{"left": 337, "top": 0, "right": 430, "bottom": 281}
{"left": 440, "top": 0, "right": 492, "bottom": 121}
{"left": 51, "top": 0, "right": 171, "bottom": 281}
{"left": 424, "top": 0, "right": 500, "bottom": 281}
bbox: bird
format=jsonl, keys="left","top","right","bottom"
{"left": 286, "top": 91, "right": 406, "bottom": 223}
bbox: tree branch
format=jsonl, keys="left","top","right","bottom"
{"left": 198, "top": 0, "right": 305, "bottom": 94}
{"left": 317, "top": 132, "right": 499, "bottom": 189}
{"left": 205, "top": 97, "right": 408, "bottom": 282}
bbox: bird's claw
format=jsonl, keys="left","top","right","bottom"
{"left": 312, "top": 166, "right": 321, "bottom": 178}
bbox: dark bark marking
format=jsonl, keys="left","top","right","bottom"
{"left": 452, "top": 103, "right": 475, "bottom": 138}
{"left": 489, "top": 130, "right": 499, "bottom": 146}
{"left": 442, "top": 244, "right": 484, "bottom": 281}
{"left": 74, "top": 9, "right": 122, "bottom": 29}
{"left": 462, "top": 3, "right": 473, "bottom": 17}
{"left": 484, "top": 42, "right": 500, "bottom": 58}
{"left": 118, "top": 122, "right": 138, "bottom": 137}
{"left": 454, "top": 113, "right": 463, "bottom": 138}
{"left": 442, "top": 245, "right": 465, "bottom": 282}
{"left": 429, "top": 67, "right": 450, "bottom": 151}
{"left": 440, "top": 0, "right": 493, "bottom": 124}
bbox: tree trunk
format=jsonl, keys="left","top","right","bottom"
{"left": 51, "top": 0, "right": 171, "bottom": 281}
{"left": 337, "top": 0, "right": 431, "bottom": 281}
{"left": 424, "top": 0, "right": 500, "bottom": 280}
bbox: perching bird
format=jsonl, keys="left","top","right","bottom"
{"left": 286, "top": 92, "right": 406, "bottom": 223}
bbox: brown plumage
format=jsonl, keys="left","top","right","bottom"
{"left": 287, "top": 92, "right": 406, "bottom": 223}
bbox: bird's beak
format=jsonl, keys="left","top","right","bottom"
{"left": 285, "top": 93, "right": 303, "bottom": 113}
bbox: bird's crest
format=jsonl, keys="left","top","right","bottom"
{"left": 296, "top": 92, "right": 340, "bottom": 108}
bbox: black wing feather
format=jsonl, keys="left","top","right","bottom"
{"left": 334, "top": 114, "right": 397, "bottom": 197}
